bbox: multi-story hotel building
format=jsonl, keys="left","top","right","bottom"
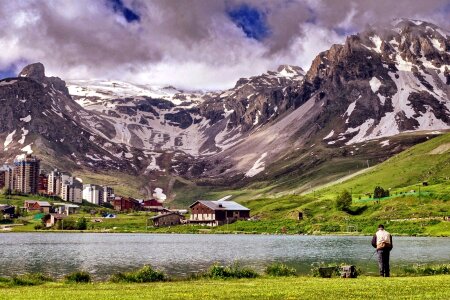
{"left": 13, "top": 155, "right": 40, "bottom": 194}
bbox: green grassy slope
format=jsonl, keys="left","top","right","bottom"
{"left": 316, "top": 133, "right": 450, "bottom": 200}
{"left": 173, "top": 133, "right": 450, "bottom": 236}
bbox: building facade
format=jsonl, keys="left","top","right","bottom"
{"left": 60, "top": 175, "right": 82, "bottom": 203}
{"left": 2, "top": 166, "right": 14, "bottom": 192}
{"left": 0, "top": 169, "right": 5, "bottom": 189}
{"left": 13, "top": 155, "right": 40, "bottom": 194}
{"left": 47, "top": 169, "right": 61, "bottom": 196}
{"left": 38, "top": 173, "right": 48, "bottom": 195}
{"left": 82, "top": 184, "right": 104, "bottom": 205}
{"left": 113, "top": 196, "right": 140, "bottom": 211}
{"left": 103, "top": 186, "right": 114, "bottom": 203}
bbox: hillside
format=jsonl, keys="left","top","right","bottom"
{"left": 178, "top": 133, "right": 450, "bottom": 236}
{"left": 316, "top": 132, "right": 450, "bottom": 199}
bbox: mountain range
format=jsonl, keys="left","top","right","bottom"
{"left": 0, "top": 19, "right": 449, "bottom": 201}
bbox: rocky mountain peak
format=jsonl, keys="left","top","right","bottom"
{"left": 19, "top": 62, "right": 46, "bottom": 82}
{"left": 276, "top": 65, "right": 305, "bottom": 77}
{"left": 18, "top": 62, "right": 70, "bottom": 96}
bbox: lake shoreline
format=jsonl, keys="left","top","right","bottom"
{"left": 1, "top": 229, "right": 449, "bottom": 238}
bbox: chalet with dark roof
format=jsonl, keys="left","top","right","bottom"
{"left": 189, "top": 200, "right": 250, "bottom": 226}
{"left": 149, "top": 212, "right": 184, "bottom": 227}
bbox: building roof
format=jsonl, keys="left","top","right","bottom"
{"left": 25, "top": 200, "right": 51, "bottom": 207}
{"left": 190, "top": 200, "right": 250, "bottom": 211}
{"left": 114, "top": 196, "right": 139, "bottom": 203}
{"left": 0, "top": 204, "right": 14, "bottom": 211}
{"left": 53, "top": 203, "right": 80, "bottom": 208}
{"left": 149, "top": 212, "right": 182, "bottom": 220}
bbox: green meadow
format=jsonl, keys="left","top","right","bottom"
{"left": 1, "top": 276, "right": 449, "bottom": 300}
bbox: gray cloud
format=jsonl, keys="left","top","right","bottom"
{"left": 0, "top": 0, "right": 448, "bottom": 90}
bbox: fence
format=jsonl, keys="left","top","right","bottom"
{"left": 352, "top": 191, "right": 433, "bottom": 203}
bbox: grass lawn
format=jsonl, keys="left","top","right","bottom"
{"left": 1, "top": 276, "right": 449, "bottom": 300}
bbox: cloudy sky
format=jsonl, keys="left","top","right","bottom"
{"left": 0, "top": 0, "right": 449, "bottom": 90}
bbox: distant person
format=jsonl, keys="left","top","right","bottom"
{"left": 371, "top": 224, "right": 393, "bottom": 277}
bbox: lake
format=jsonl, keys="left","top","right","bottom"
{"left": 0, "top": 233, "right": 449, "bottom": 279}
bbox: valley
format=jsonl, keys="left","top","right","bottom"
{"left": 0, "top": 19, "right": 449, "bottom": 236}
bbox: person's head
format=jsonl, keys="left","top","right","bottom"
{"left": 378, "top": 224, "right": 385, "bottom": 230}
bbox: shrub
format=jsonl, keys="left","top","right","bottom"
{"left": 310, "top": 262, "right": 340, "bottom": 278}
{"left": 11, "top": 273, "right": 53, "bottom": 286}
{"left": 76, "top": 217, "right": 88, "bottom": 230}
{"left": 34, "top": 223, "right": 45, "bottom": 230}
{"left": 403, "top": 264, "right": 450, "bottom": 276}
{"left": 110, "top": 266, "right": 166, "bottom": 283}
{"left": 65, "top": 271, "right": 91, "bottom": 283}
{"left": 374, "top": 186, "right": 389, "bottom": 199}
{"left": 265, "top": 263, "right": 297, "bottom": 277}
{"left": 56, "top": 219, "right": 76, "bottom": 230}
{"left": 336, "top": 190, "right": 352, "bottom": 211}
{"left": 206, "top": 262, "right": 259, "bottom": 279}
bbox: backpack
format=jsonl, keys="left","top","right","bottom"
{"left": 376, "top": 230, "right": 392, "bottom": 250}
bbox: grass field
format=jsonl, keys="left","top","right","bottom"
{"left": 1, "top": 276, "right": 449, "bottom": 300}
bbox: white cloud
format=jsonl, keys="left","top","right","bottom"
{"left": 0, "top": 0, "right": 448, "bottom": 90}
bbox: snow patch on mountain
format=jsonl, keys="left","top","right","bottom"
{"left": 346, "top": 119, "right": 375, "bottom": 144}
{"left": 369, "top": 35, "right": 383, "bottom": 53}
{"left": 0, "top": 80, "right": 17, "bottom": 86}
{"left": 20, "top": 115, "right": 31, "bottom": 123}
{"left": 380, "top": 140, "right": 390, "bottom": 147}
{"left": 21, "top": 144, "right": 33, "bottom": 154}
{"left": 68, "top": 80, "right": 184, "bottom": 105}
{"left": 430, "top": 38, "right": 445, "bottom": 52}
{"left": 245, "top": 152, "right": 267, "bottom": 177}
{"left": 323, "top": 130, "right": 334, "bottom": 140}
{"left": 369, "top": 77, "right": 382, "bottom": 93}
{"left": 3, "top": 130, "right": 16, "bottom": 149}
{"left": 18, "top": 128, "right": 28, "bottom": 144}
{"left": 146, "top": 154, "right": 162, "bottom": 172}
{"left": 415, "top": 107, "right": 449, "bottom": 130}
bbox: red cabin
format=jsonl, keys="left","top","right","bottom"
{"left": 113, "top": 196, "right": 140, "bottom": 211}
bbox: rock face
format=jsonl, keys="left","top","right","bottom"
{"left": 298, "top": 19, "right": 449, "bottom": 148}
{"left": 0, "top": 19, "right": 449, "bottom": 190}
{"left": 19, "top": 62, "right": 46, "bottom": 82}
{"left": 18, "top": 62, "right": 70, "bottom": 96}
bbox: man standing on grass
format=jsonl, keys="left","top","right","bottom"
{"left": 371, "top": 224, "right": 393, "bottom": 277}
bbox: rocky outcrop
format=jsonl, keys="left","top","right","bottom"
{"left": 18, "top": 62, "right": 70, "bottom": 96}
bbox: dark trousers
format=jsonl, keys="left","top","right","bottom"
{"left": 377, "top": 249, "right": 390, "bottom": 277}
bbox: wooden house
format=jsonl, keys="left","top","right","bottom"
{"left": 42, "top": 213, "right": 66, "bottom": 228}
{"left": 149, "top": 212, "right": 184, "bottom": 227}
{"left": 142, "top": 199, "right": 164, "bottom": 212}
{"left": 0, "top": 205, "right": 15, "bottom": 219}
{"left": 189, "top": 200, "right": 250, "bottom": 226}
{"left": 24, "top": 201, "right": 52, "bottom": 213}
{"left": 112, "top": 196, "right": 140, "bottom": 211}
